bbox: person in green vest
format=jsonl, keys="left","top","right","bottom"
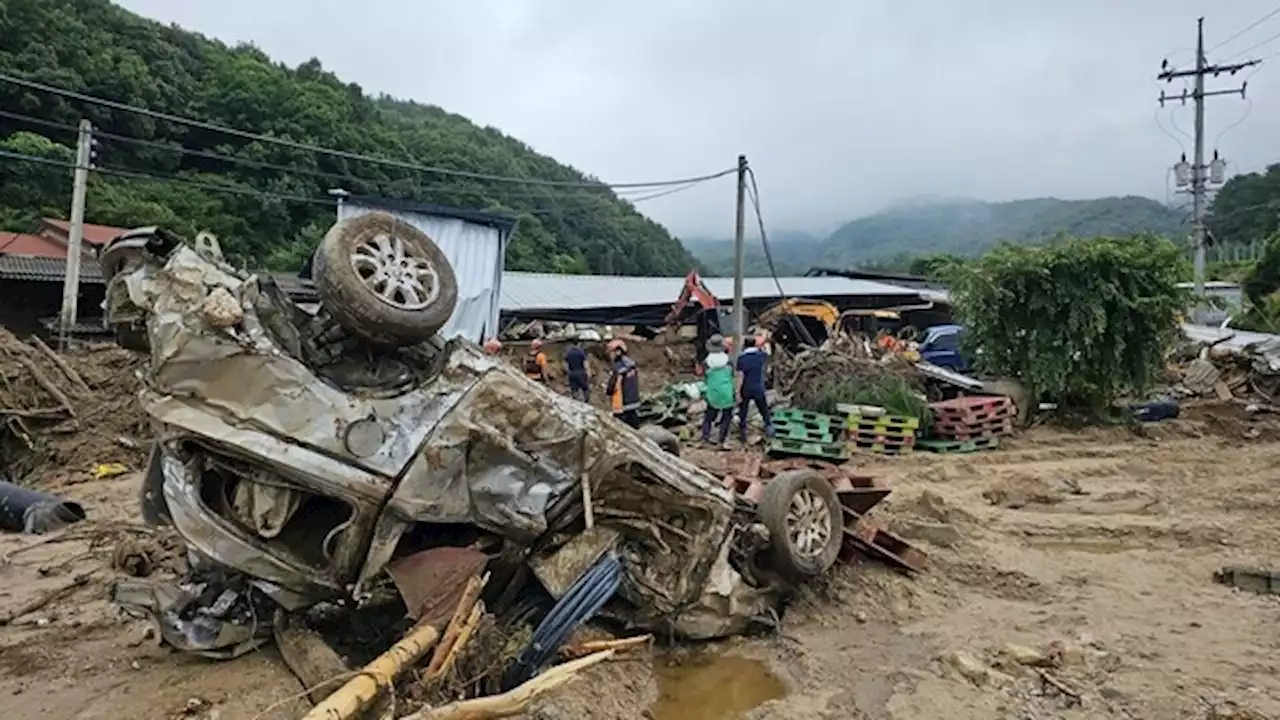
{"left": 700, "top": 334, "right": 736, "bottom": 448}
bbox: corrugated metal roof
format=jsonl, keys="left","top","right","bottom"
{"left": 500, "top": 273, "right": 921, "bottom": 312}
{"left": 0, "top": 255, "right": 103, "bottom": 282}
{"left": 40, "top": 218, "right": 128, "bottom": 245}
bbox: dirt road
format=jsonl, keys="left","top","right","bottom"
{"left": 2, "top": 405, "right": 1277, "bottom": 719}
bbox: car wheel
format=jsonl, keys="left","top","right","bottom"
{"left": 757, "top": 469, "right": 842, "bottom": 580}
{"left": 312, "top": 212, "right": 458, "bottom": 346}
{"left": 638, "top": 425, "right": 681, "bottom": 456}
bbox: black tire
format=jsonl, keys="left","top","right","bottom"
{"left": 757, "top": 469, "right": 842, "bottom": 580}
{"left": 638, "top": 425, "right": 681, "bottom": 456}
{"left": 312, "top": 212, "right": 458, "bottom": 346}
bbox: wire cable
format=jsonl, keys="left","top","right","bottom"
{"left": 0, "top": 148, "right": 334, "bottom": 206}
{"left": 744, "top": 165, "right": 818, "bottom": 347}
{"left": 0, "top": 71, "right": 736, "bottom": 190}
{"left": 0, "top": 108, "right": 693, "bottom": 203}
{"left": 1223, "top": 28, "right": 1280, "bottom": 61}
{"left": 1207, "top": 6, "right": 1280, "bottom": 54}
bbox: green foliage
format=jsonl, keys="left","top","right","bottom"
{"left": 0, "top": 0, "right": 695, "bottom": 274}
{"left": 809, "top": 375, "right": 931, "bottom": 428}
{"left": 1207, "top": 164, "right": 1280, "bottom": 247}
{"left": 1232, "top": 232, "right": 1280, "bottom": 333}
{"left": 951, "top": 235, "right": 1188, "bottom": 413}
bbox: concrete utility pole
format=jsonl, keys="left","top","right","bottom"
{"left": 59, "top": 119, "right": 93, "bottom": 340}
{"left": 1158, "top": 17, "right": 1259, "bottom": 323}
{"left": 731, "top": 154, "right": 748, "bottom": 365}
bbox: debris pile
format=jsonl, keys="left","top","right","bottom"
{"left": 0, "top": 329, "right": 148, "bottom": 482}
{"left": 772, "top": 334, "right": 925, "bottom": 413}
{"left": 1176, "top": 332, "right": 1280, "bottom": 408}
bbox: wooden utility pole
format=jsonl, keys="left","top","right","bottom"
{"left": 731, "top": 154, "right": 748, "bottom": 365}
{"left": 1157, "top": 18, "right": 1258, "bottom": 323}
{"left": 59, "top": 119, "right": 93, "bottom": 341}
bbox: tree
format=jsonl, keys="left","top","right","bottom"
{"left": 951, "top": 235, "right": 1188, "bottom": 414}
{"left": 1207, "top": 164, "right": 1280, "bottom": 247}
{"left": 0, "top": 0, "right": 697, "bottom": 275}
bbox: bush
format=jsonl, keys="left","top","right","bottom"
{"left": 809, "top": 375, "right": 932, "bottom": 429}
{"left": 951, "top": 234, "right": 1188, "bottom": 413}
{"left": 1233, "top": 232, "right": 1280, "bottom": 333}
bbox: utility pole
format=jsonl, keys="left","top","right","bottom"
{"left": 59, "top": 119, "right": 93, "bottom": 341}
{"left": 731, "top": 154, "right": 747, "bottom": 365}
{"left": 1158, "top": 17, "right": 1259, "bottom": 323}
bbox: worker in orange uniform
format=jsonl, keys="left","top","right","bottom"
{"left": 483, "top": 338, "right": 503, "bottom": 355}
{"left": 523, "top": 339, "right": 549, "bottom": 383}
{"left": 605, "top": 339, "right": 641, "bottom": 428}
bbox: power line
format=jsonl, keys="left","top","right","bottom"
{"left": 1206, "top": 6, "right": 1280, "bottom": 54}
{"left": 0, "top": 147, "right": 334, "bottom": 206}
{"left": 0, "top": 71, "right": 736, "bottom": 191}
{"left": 0, "top": 108, "right": 691, "bottom": 202}
{"left": 1223, "top": 28, "right": 1280, "bottom": 61}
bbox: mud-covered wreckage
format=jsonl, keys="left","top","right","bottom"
{"left": 103, "top": 214, "right": 841, "bottom": 659}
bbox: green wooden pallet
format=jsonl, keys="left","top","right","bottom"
{"left": 849, "top": 439, "right": 915, "bottom": 456}
{"left": 766, "top": 436, "right": 850, "bottom": 460}
{"left": 773, "top": 425, "right": 837, "bottom": 443}
{"left": 915, "top": 436, "right": 1001, "bottom": 454}
{"left": 772, "top": 408, "right": 840, "bottom": 427}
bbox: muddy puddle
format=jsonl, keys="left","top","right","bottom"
{"left": 649, "top": 652, "right": 786, "bottom": 720}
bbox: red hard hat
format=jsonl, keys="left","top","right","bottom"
{"left": 483, "top": 338, "right": 502, "bottom": 354}
{"left": 531, "top": 339, "right": 544, "bottom": 351}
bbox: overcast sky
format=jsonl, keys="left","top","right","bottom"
{"left": 116, "top": 0, "right": 1280, "bottom": 238}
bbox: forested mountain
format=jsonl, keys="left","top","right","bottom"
{"left": 1208, "top": 163, "right": 1280, "bottom": 245}
{"left": 0, "top": 0, "right": 696, "bottom": 274}
{"left": 684, "top": 196, "right": 1187, "bottom": 274}
{"left": 680, "top": 231, "right": 823, "bottom": 276}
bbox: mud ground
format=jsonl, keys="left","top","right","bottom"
{"left": 2, "top": 396, "right": 1279, "bottom": 719}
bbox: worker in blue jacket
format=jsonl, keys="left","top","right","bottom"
{"left": 736, "top": 335, "right": 775, "bottom": 443}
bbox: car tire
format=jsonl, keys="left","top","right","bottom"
{"left": 312, "top": 212, "right": 458, "bottom": 346}
{"left": 757, "top": 469, "right": 842, "bottom": 580}
{"left": 638, "top": 425, "right": 681, "bottom": 457}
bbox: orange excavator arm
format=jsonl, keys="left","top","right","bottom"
{"left": 664, "top": 270, "right": 718, "bottom": 325}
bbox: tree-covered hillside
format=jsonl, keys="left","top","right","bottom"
{"left": 684, "top": 196, "right": 1186, "bottom": 275}
{"left": 0, "top": 0, "right": 697, "bottom": 274}
{"left": 821, "top": 196, "right": 1186, "bottom": 267}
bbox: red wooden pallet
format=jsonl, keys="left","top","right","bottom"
{"left": 931, "top": 419, "right": 1014, "bottom": 439}
{"left": 930, "top": 395, "right": 1013, "bottom": 414}
{"left": 932, "top": 405, "right": 1016, "bottom": 425}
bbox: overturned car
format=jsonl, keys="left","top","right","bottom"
{"left": 101, "top": 213, "right": 844, "bottom": 658}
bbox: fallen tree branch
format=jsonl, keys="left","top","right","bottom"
{"left": 0, "top": 572, "right": 93, "bottom": 625}
{"left": 1037, "top": 668, "right": 1081, "bottom": 701}
{"left": 30, "top": 336, "right": 93, "bottom": 397}
{"left": 274, "top": 612, "right": 351, "bottom": 705}
{"left": 424, "top": 573, "right": 488, "bottom": 678}
{"left": 405, "top": 650, "right": 615, "bottom": 720}
{"left": 425, "top": 601, "right": 484, "bottom": 684}
{"left": 299, "top": 619, "right": 441, "bottom": 720}
{"left": 559, "top": 634, "right": 652, "bottom": 659}
{"left": 0, "top": 406, "right": 71, "bottom": 420}
{"left": 11, "top": 354, "right": 75, "bottom": 418}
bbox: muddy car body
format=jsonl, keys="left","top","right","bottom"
{"left": 102, "top": 215, "right": 841, "bottom": 655}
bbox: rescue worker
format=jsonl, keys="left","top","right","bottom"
{"left": 523, "top": 339, "right": 549, "bottom": 383}
{"left": 563, "top": 337, "right": 591, "bottom": 402}
{"left": 736, "top": 335, "right": 775, "bottom": 443}
{"left": 605, "top": 339, "right": 641, "bottom": 428}
{"left": 483, "top": 337, "right": 503, "bottom": 355}
{"left": 700, "top": 334, "right": 735, "bottom": 448}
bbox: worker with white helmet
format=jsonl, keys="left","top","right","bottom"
{"left": 605, "top": 339, "right": 641, "bottom": 428}
{"left": 523, "top": 339, "right": 549, "bottom": 383}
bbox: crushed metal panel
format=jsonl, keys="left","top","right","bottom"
{"left": 388, "top": 547, "right": 488, "bottom": 625}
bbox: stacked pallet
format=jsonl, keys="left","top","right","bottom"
{"left": 918, "top": 395, "right": 1015, "bottom": 453}
{"left": 767, "top": 409, "right": 849, "bottom": 460}
{"left": 844, "top": 413, "right": 919, "bottom": 455}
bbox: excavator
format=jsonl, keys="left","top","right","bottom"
{"left": 664, "top": 271, "right": 840, "bottom": 373}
